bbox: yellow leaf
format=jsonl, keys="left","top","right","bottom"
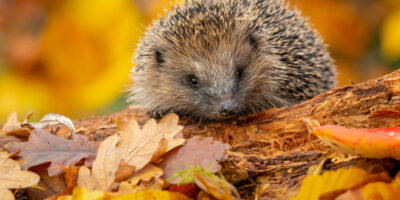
{"left": 290, "top": 167, "right": 391, "bottom": 200}
{"left": 111, "top": 190, "right": 190, "bottom": 200}
{"left": 336, "top": 171, "right": 400, "bottom": 200}
{"left": 57, "top": 187, "right": 105, "bottom": 200}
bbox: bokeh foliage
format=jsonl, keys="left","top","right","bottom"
{"left": 0, "top": 0, "right": 399, "bottom": 123}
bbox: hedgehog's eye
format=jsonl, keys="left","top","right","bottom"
{"left": 186, "top": 74, "right": 199, "bottom": 88}
{"left": 155, "top": 50, "right": 165, "bottom": 64}
{"left": 235, "top": 67, "right": 244, "bottom": 80}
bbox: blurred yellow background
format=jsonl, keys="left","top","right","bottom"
{"left": 0, "top": 0, "right": 399, "bottom": 123}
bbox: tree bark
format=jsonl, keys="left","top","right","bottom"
{"left": 73, "top": 69, "right": 400, "bottom": 199}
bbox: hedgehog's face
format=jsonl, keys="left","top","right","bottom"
{"left": 131, "top": 25, "right": 286, "bottom": 121}
{"left": 129, "top": 2, "right": 294, "bottom": 121}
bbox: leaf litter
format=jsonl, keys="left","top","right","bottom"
{"left": 0, "top": 151, "right": 40, "bottom": 200}
{"left": 5, "top": 129, "right": 97, "bottom": 176}
{"left": 1, "top": 111, "right": 235, "bottom": 200}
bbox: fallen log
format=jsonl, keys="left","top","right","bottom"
{"left": 72, "top": 69, "right": 400, "bottom": 199}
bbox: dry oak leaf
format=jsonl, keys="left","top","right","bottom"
{"left": 160, "top": 136, "right": 230, "bottom": 183}
{"left": 117, "top": 164, "right": 164, "bottom": 194}
{"left": 78, "top": 134, "right": 121, "bottom": 191}
{"left": 0, "top": 112, "right": 31, "bottom": 137}
{"left": 0, "top": 151, "right": 40, "bottom": 200}
{"left": 77, "top": 114, "right": 184, "bottom": 192}
{"left": 290, "top": 167, "right": 392, "bottom": 200}
{"left": 117, "top": 113, "right": 185, "bottom": 170}
{"left": 5, "top": 129, "right": 97, "bottom": 176}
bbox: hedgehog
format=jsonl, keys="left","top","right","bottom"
{"left": 128, "top": 0, "right": 337, "bottom": 121}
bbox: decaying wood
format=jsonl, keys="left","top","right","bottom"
{"left": 71, "top": 69, "right": 400, "bottom": 199}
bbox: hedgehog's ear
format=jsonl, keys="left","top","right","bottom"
{"left": 155, "top": 49, "right": 166, "bottom": 65}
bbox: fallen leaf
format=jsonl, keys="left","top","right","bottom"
{"left": 111, "top": 190, "right": 191, "bottom": 200}
{"left": 114, "top": 161, "right": 136, "bottom": 182}
{"left": 194, "top": 170, "right": 239, "bottom": 200}
{"left": 118, "top": 113, "right": 185, "bottom": 171}
{"left": 77, "top": 114, "right": 184, "bottom": 192}
{"left": 313, "top": 125, "right": 400, "bottom": 160}
{"left": 117, "top": 179, "right": 166, "bottom": 195}
{"left": 44, "top": 166, "right": 79, "bottom": 200}
{"left": 0, "top": 151, "right": 40, "bottom": 200}
{"left": 160, "top": 136, "right": 230, "bottom": 183}
{"left": 0, "top": 136, "right": 20, "bottom": 148}
{"left": 57, "top": 187, "right": 105, "bottom": 200}
{"left": 335, "top": 171, "right": 400, "bottom": 200}
{"left": 289, "top": 167, "right": 392, "bottom": 200}
{"left": 0, "top": 189, "right": 14, "bottom": 200}
{"left": 77, "top": 135, "right": 121, "bottom": 191}
{"left": 117, "top": 164, "right": 164, "bottom": 194}
{"left": 122, "top": 164, "right": 163, "bottom": 186}
{"left": 169, "top": 183, "right": 201, "bottom": 199}
{"left": 22, "top": 113, "right": 75, "bottom": 139}
{"left": 27, "top": 169, "right": 67, "bottom": 200}
{"left": 0, "top": 112, "right": 31, "bottom": 137}
{"left": 5, "top": 129, "right": 97, "bottom": 176}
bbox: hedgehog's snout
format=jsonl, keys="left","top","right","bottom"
{"left": 219, "top": 99, "right": 239, "bottom": 117}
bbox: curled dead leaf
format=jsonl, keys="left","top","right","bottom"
{"left": 22, "top": 113, "right": 75, "bottom": 139}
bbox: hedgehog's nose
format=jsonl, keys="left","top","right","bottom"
{"left": 219, "top": 100, "right": 239, "bottom": 117}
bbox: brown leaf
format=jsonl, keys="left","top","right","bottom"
{"left": 194, "top": 171, "right": 239, "bottom": 200}
{"left": 160, "top": 136, "right": 230, "bottom": 183}
{"left": 0, "top": 136, "right": 20, "bottom": 148}
{"left": 77, "top": 134, "right": 121, "bottom": 191}
{"left": 44, "top": 166, "right": 79, "bottom": 200}
{"left": 115, "top": 161, "right": 136, "bottom": 182}
{"left": 117, "top": 113, "right": 185, "bottom": 171}
{"left": 0, "top": 112, "right": 31, "bottom": 137}
{"left": 120, "top": 164, "right": 163, "bottom": 187}
{"left": 5, "top": 129, "right": 97, "bottom": 176}
{"left": 77, "top": 114, "right": 184, "bottom": 192}
{"left": 0, "top": 151, "right": 40, "bottom": 199}
{"left": 115, "top": 165, "right": 164, "bottom": 196}
{"left": 27, "top": 168, "right": 67, "bottom": 200}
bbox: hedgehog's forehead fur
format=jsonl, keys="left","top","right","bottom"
{"left": 129, "top": 0, "right": 337, "bottom": 120}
